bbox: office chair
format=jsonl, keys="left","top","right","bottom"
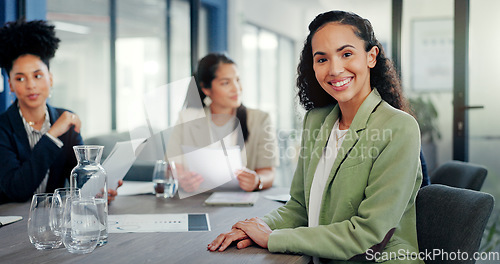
{"left": 416, "top": 184, "right": 494, "bottom": 264}
{"left": 430, "top": 160, "right": 488, "bottom": 191}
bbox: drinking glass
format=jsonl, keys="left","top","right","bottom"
{"left": 152, "top": 160, "right": 178, "bottom": 198}
{"left": 27, "top": 193, "right": 62, "bottom": 250}
{"left": 61, "top": 197, "right": 101, "bottom": 254}
{"left": 50, "top": 187, "right": 81, "bottom": 236}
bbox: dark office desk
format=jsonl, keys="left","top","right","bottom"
{"left": 0, "top": 187, "right": 311, "bottom": 264}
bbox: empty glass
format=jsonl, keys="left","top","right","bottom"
{"left": 61, "top": 197, "right": 101, "bottom": 254}
{"left": 152, "top": 160, "right": 178, "bottom": 198}
{"left": 50, "top": 187, "right": 81, "bottom": 236}
{"left": 28, "top": 193, "right": 62, "bottom": 250}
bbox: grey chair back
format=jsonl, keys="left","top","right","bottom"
{"left": 416, "top": 184, "right": 494, "bottom": 264}
{"left": 430, "top": 160, "right": 487, "bottom": 191}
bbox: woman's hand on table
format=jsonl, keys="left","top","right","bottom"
{"left": 232, "top": 217, "right": 271, "bottom": 249}
{"left": 208, "top": 217, "right": 271, "bottom": 252}
{"left": 208, "top": 228, "right": 254, "bottom": 252}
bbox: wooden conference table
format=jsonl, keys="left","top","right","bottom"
{"left": 0, "top": 187, "right": 311, "bottom": 264}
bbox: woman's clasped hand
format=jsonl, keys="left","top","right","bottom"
{"left": 208, "top": 217, "right": 271, "bottom": 251}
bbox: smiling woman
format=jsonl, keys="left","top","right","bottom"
{"left": 311, "top": 23, "right": 378, "bottom": 128}
{"left": 208, "top": 11, "right": 424, "bottom": 263}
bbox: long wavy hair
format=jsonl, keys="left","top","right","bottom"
{"left": 194, "top": 53, "right": 249, "bottom": 142}
{"left": 297, "top": 10, "right": 409, "bottom": 112}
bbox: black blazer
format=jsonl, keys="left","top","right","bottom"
{"left": 0, "top": 101, "right": 83, "bottom": 203}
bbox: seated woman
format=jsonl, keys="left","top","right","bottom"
{"left": 208, "top": 11, "right": 423, "bottom": 263}
{"left": 167, "top": 53, "right": 279, "bottom": 193}
{"left": 0, "top": 19, "right": 120, "bottom": 204}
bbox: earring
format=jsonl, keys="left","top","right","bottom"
{"left": 203, "top": 96, "right": 212, "bottom": 106}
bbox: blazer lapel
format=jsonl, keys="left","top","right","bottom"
{"left": 46, "top": 104, "right": 61, "bottom": 128}
{"left": 324, "top": 89, "right": 383, "bottom": 188}
{"left": 6, "top": 102, "right": 31, "bottom": 158}
{"left": 304, "top": 105, "right": 339, "bottom": 204}
{"left": 45, "top": 104, "right": 63, "bottom": 192}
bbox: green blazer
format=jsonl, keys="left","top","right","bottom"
{"left": 262, "top": 89, "right": 423, "bottom": 263}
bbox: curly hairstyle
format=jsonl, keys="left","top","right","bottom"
{"left": 194, "top": 53, "right": 249, "bottom": 142}
{"left": 297, "top": 10, "right": 409, "bottom": 112}
{"left": 0, "top": 19, "right": 60, "bottom": 73}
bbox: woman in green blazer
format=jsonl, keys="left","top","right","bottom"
{"left": 208, "top": 11, "right": 423, "bottom": 263}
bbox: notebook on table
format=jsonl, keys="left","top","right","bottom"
{"left": 0, "top": 216, "right": 22, "bottom": 227}
{"left": 204, "top": 192, "right": 259, "bottom": 206}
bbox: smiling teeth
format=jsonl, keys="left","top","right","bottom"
{"left": 332, "top": 79, "right": 350, "bottom": 87}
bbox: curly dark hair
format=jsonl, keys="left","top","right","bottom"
{"left": 297, "top": 10, "right": 409, "bottom": 112}
{"left": 0, "top": 18, "right": 60, "bottom": 73}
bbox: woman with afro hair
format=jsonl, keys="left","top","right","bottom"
{"left": 0, "top": 19, "right": 120, "bottom": 204}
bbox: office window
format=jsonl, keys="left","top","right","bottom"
{"left": 199, "top": 6, "right": 209, "bottom": 58}
{"left": 241, "top": 24, "right": 259, "bottom": 109}
{"left": 47, "top": 0, "right": 111, "bottom": 138}
{"left": 241, "top": 23, "right": 296, "bottom": 187}
{"left": 47, "top": 0, "right": 210, "bottom": 138}
{"left": 167, "top": 0, "right": 192, "bottom": 127}
{"left": 170, "top": 0, "right": 192, "bottom": 82}
{"left": 241, "top": 24, "right": 295, "bottom": 130}
{"left": 116, "top": 0, "right": 168, "bottom": 133}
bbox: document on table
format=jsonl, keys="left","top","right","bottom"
{"left": 204, "top": 192, "right": 259, "bottom": 206}
{"left": 108, "top": 213, "right": 210, "bottom": 233}
{"left": 117, "top": 181, "right": 154, "bottom": 196}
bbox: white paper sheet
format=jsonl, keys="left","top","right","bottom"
{"left": 103, "top": 141, "right": 140, "bottom": 190}
{"left": 183, "top": 144, "right": 242, "bottom": 178}
{"left": 117, "top": 181, "right": 154, "bottom": 196}
{"left": 181, "top": 144, "right": 242, "bottom": 194}
{"left": 204, "top": 192, "right": 259, "bottom": 206}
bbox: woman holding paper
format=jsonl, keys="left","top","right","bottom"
{"left": 208, "top": 11, "right": 423, "bottom": 262}
{"left": 0, "top": 19, "right": 120, "bottom": 204}
{"left": 169, "top": 53, "right": 279, "bottom": 193}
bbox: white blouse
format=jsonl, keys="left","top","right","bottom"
{"left": 308, "top": 118, "right": 348, "bottom": 227}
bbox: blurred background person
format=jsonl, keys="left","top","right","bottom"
{"left": 0, "top": 19, "right": 120, "bottom": 204}
{"left": 168, "top": 53, "right": 279, "bottom": 193}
